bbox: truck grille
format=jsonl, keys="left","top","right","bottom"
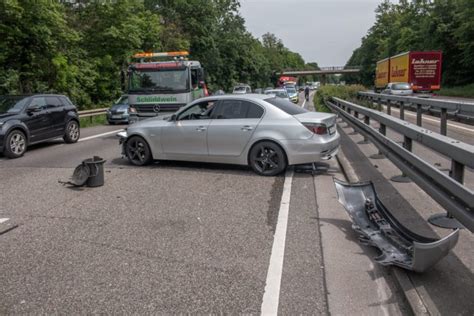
{"left": 133, "top": 103, "right": 185, "bottom": 113}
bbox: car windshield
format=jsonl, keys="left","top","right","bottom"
{"left": 265, "top": 97, "right": 307, "bottom": 115}
{"left": 234, "top": 86, "right": 247, "bottom": 92}
{"left": 0, "top": 96, "right": 29, "bottom": 114}
{"left": 393, "top": 83, "right": 411, "bottom": 90}
{"left": 286, "top": 87, "right": 296, "bottom": 94}
{"left": 129, "top": 69, "right": 189, "bottom": 92}
{"left": 115, "top": 96, "right": 128, "bottom": 104}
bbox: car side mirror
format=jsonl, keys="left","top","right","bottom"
{"left": 27, "top": 105, "right": 41, "bottom": 113}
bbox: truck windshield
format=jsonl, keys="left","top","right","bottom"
{"left": 129, "top": 69, "right": 189, "bottom": 92}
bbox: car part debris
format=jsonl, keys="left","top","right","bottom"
{"left": 59, "top": 156, "right": 106, "bottom": 187}
{"left": 334, "top": 179, "right": 459, "bottom": 272}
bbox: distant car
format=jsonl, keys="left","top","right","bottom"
{"left": 284, "top": 85, "right": 299, "bottom": 104}
{"left": 264, "top": 87, "right": 274, "bottom": 93}
{"left": 254, "top": 88, "right": 263, "bottom": 94}
{"left": 0, "top": 94, "right": 80, "bottom": 158}
{"left": 298, "top": 86, "right": 305, "bottom": 92}
{"left": 233, "top": 85, "right": 252, "bottom": 94}
{"left": 213, "top": 90, "right": 226, "bottom": 96}
{"left": 118, "top": 94, "right": 340, "bottom": 176}
{"left": 264, "top": 89, "right": 291, "bottom": 102}
{"left": 107, "top": 95, "right": 129, "bottom": 124}
{"left": 382, "top": 82, "right": 413, "bottom": 96}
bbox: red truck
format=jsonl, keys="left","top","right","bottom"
{"left": 375, "top": 51, "right": 442, "bottom": 92}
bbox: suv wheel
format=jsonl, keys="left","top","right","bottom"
{"left": 64, "top": 120, "right": 80, "bottom": 143}
{"left": 4, "top": 130, "right": 27, "bottom": 158}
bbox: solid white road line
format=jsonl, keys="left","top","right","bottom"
{"left": 261, "top": 169, "right": 294, "bottom": 315}
{"left": 0, "top": 218, "right": 10, "bottom": 224}
{"left": 388, "top": 107, "right": 474, "bottom": 133}
{"left": 78, "top": 129, "right": 123, "bottom": 142}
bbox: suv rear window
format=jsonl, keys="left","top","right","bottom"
{"left": 265, "top": 97, "right": 307, "bottom": 115}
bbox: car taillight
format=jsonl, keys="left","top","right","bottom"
{"left": 304, "top": 123, "right": 327, "bottom": 135}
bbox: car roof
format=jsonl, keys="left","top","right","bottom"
{"left": 198, "top": 94, "right": 271, "bottom": 102}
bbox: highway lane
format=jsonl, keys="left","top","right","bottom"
{"left": 0, "top": 98, "right": 333, "bottom": 313}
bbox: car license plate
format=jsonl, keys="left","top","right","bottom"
{"left": 112, "top": 115, "right": 122, "bottom": 119}
{"left": 329, "top": 125, "right": 336, "bottom": 135}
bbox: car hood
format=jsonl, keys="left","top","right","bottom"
{"left": 0, "top": 112, "right": 17, "bottom": 122}
{"left": 110, "top": 104, "right": 128, "bottom": 111}
{"left": 129, "top": 116, "right": 170, "bottom": 129}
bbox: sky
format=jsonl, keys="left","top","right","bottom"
{"left": 239, "top": 0, "right": 384, "bottom": 67}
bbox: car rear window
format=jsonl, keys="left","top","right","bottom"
{"left": 393, "top": 83, "right": 411, "bottom": 90}
{"left": 264, "top": 97, "right": 307, "bottom": 115}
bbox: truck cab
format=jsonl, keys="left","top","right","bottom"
{"left": 127, "top": 51, "right": 208, "bottom": 124}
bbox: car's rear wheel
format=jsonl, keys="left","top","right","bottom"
{"left": 64, "top": 120, "right": 80, "bottom": 143}
{"left": 4, "top": 130, "right": 27, "bottom": 158}
{"left": 249, "top": 141, "right": 287, "bottom": 176}
{"left": 125, "top": 136, "right": 153, "bottom": 166}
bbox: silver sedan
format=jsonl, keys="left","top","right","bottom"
{"left": 118, "top": 94, "right": 340, "bottom": 176}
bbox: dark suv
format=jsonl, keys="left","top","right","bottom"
{"left": 0, "top": 94, "right": 80, "bottom": 158}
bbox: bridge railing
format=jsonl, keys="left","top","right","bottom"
{"left": 358, "top": 91, "right": 474, "bottom": 135}
{"left": 326, "top": 96, "right": 474, "bottom": 232}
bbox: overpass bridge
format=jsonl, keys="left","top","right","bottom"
{"left": 277, "top": 66, "right": 361, "bottom": 84}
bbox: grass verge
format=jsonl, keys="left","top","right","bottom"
{"left": 313, "top": 84, "right": 366, "bottom": 112}
{"left": 437, "top": 84, "right": 474, "bottom": 98}
{"left": 79, "top": 114, "right": 108, "bottom": 128}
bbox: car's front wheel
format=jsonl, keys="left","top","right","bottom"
{"left": 249, "top": 141, "right": 287, "bottom": 176}
{"left": 125, "top": 136, "right": 153, "bottom": 166}
{"left": 63, "top": 120, "right": 80, "bottom": 143}
{"left": 4, "top": 130, "right": 27, "bottom": 158}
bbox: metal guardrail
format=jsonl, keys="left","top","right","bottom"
{"left": 358, "top": 91, "right": 474, "bottom": 136}
{"left": 78, "top": 108, "right": 108, "bottom": 118}
{"left": 326, "top": 97, "right": 474, "bottom": 232}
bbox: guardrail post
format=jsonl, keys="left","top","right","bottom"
{"left": 357, "top": 116, "right": 370, "bottom": 144}
{"left": 370, "top": 123, "right": 386, "bottom": 159}
{"left": 387, "top": 101, "right": 391, "bottom": 115}
{"left": 354, "top": 111, "right": 358, "bottom": 119}
{"left": 377, "top": 98, "right": 382, "bottom": 112}
{"left": 399, "top": 101, "right": 405, "bottom": 120}
{"left": 416, "top": 104, "right": 422, "bottom": 126}
{"left": 391, "top": 136, "right": 412, "bottom": 183}
{"left": 440, "top": 108, "right": 448, "bottom": 136}
{"left": 428, "top": 160, "right": 465, "bottom": 229}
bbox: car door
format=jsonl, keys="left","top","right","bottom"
{"left": 161, "top": 100, "right": 217, "bottom": 156}
{"left": 207, "top": 99, "right": 264, "bottom": 157}
{"left": 46, "top": 96, "right": 66, "bottom": 136}
{"left": 23, "top": 97, "right": 54, "bottom": 143}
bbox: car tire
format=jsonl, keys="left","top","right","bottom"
{"left": 4, "top": 129, "right": 27, "bottom": 159}
{"left": 249, "top": 141, "right": 287, "bottom": 176}
{"left": 125, "top": 136, "right": 153, "bottom": 166}
{"left": 63, "top": 120, "right": 80, "bottom": 143}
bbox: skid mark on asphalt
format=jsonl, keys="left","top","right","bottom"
{"left": 261, "top": 169, "right": 294, "bottom": 314}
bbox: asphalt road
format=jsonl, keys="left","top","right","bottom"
{"left": 0, "top": 95, "right": 335, "bottom": 313}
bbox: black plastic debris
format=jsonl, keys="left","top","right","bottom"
{"left": 333, "top": 179, "right": 459, "bottom": 272}
{"left": 60, "top": 156, "right": 106, "bottom": 187}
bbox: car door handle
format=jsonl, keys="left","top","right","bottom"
{"left": 196, "top": 126, "right": 207, "bottom": 132}
{"left": 241, "top": 125, "right": 253, "bottom": 131}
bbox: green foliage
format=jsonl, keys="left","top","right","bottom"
{"left": 314, "top": 84, "right": 366, "bottom": 112}
{"left": 344, "top": 0, "right": 474, "bottom": 88}
{"left": 79, "top": 114, "right": 108, "bottom": 128}
{"left": 0, "top": 0, "right": 311, "bottom": 109}
{"left": 437, "top": 84, "right": 474, "bottom": 98}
